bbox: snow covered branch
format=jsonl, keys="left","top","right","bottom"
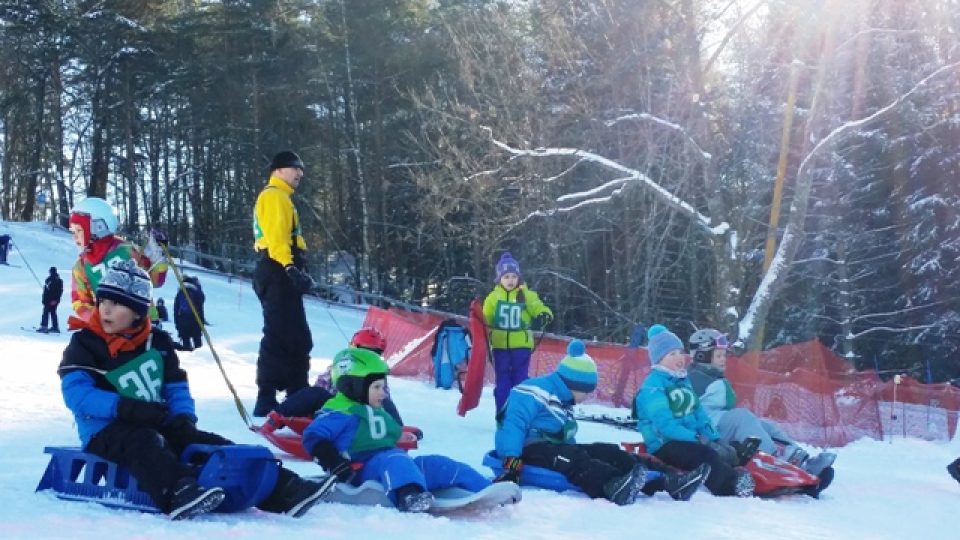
{"left": 605, "top": 114, "right": 712, "bottom": 162}
{"left": 482, "top": 126, "right": 724, "bottom": 235}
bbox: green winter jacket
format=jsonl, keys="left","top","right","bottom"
{"left": 482, "top": 284, "right": 552, "bottom": 350}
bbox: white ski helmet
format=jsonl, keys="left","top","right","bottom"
{"left": 70, "top": 197, "right": 119, "bottom": 242}
{"left": 688, "top": 328, "right": 729, "bottom": 363}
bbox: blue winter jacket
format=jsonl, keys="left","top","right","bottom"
{"left": 59, "top": 327, "right": 195, "bottom": 447}
{"left": 495, "top": 372, "right": 578, "bottom": 459}
{"left": 633, "top": 366, "right": 719, "bottom": 454}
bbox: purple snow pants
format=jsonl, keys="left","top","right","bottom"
{"left": 493, "top": 347, "right": 533, "bottom": 412}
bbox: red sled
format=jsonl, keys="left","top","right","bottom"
{"left": 620, "top": 441, "right": 827, "bottom": 498}
{"left": 456, "top": 298, "right": 489, "bottom": 417}
{"left": 252, "top": 411, "right": 422, "bottom": 460}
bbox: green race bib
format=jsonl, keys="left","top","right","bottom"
{"left": 348, "top": 404, "right": 403, "bottom": 454}
{"left": 666, "top": 385, "right": 699, "bottom": 418}
{"left": 104, "top": 349, "right": 165, "bottom": 402}
{"left": 493, "top": 300, "right": 525, "bottom": 331}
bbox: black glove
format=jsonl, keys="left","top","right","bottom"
{"left": 151, "top": 228, "right": 169, "bottom": 246}
{"left": 166, "top": 414, "right": 197, "bottom": 434}
{"left": 534, "top": 312, "right": 553, "bottom": 329}
{"left": 116, "top": 398, "right": 168, "bottom": 426}
{"left": 311, "top": 440, "right": 355, "bottom": 482}
{"left": 495, "top": 456, "right": 523, "bottom": 484}
{"left": 285, "top": 265, "right": 315, "bottom": 294}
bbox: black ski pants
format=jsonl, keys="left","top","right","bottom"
{"left": 653, "top": 440, "right": 740, "bottom": 496}
{"left": 521, "top": 441, "right": 635, "bottom": 499}
{"left": 85, "top": 421, "right": 233, "bottom": 512}
{"left": 276, "top": 386, "right": 404, "bottom": 425}
{"left": 253, "top": 256, "right": 312, "bottom": 399}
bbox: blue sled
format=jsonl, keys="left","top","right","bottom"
{"left": 36, "top": 444, "right": 280, "bottom": 514}
{"left": 482, "top": 450, "right": 661, "bottom": 492}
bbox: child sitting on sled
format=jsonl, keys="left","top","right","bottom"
{"left": 494, "top": 340, "right": 709, "bottom": 504}
{"left": 58, "top": 260, "right": 335, "bottom": 520}
{"left": 686, "top": 328, "right": 835, "bottom": 476}
{"left": 274, "top": 327, "right": 403, "bottom": 424}
{"left": 302, "top": 347, "right": 490, "bottom": 513}
{"left": 634, "top": 326, "right": 754, "bottom": 497}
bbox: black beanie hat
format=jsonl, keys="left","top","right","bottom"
{"left": 96, "top": 260, "right": 152, "bottom": 318}
{"left": 49, "top": 266, "right": 57, "bottom": 275}
{"left": 269, "top": 150, "right": 304, "bottom": 172}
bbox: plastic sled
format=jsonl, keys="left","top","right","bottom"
{"left": 482, "top": 450, "right": 661, "bottom": 493}
{"left": 326, "top": 479, "right": 520, "bottom": 514}
{"left": 620, "top": 441, "right": 826, "bottom": 498}
{"left": 253, "top": 411, "right": 421, "bottom": 460}
{"left": 36, "top": 444, "right": 280, "bottom": 513}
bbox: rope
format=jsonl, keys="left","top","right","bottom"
{"left": 160, "top": 242, "right": 252, "bottom": 428}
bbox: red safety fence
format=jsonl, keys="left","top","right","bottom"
{"left": 364, "top": 306, "right": 960, "bottom": 447}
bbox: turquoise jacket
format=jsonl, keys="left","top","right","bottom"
{"left": 633, "top": 366, "right": 719, "bottom": 453}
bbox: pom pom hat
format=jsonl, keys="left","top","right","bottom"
{"left": 556, "top": 340, "right": 599, "bottom": 393}
{"left": 647, "top": 326, "right": 684, "bottom": 365}
{"left": 495, "top": 252, "right": 521, "bottom": 282}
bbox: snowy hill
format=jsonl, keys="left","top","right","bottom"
{"left": 0, "top": 220, "right": 957, "bottom": 540}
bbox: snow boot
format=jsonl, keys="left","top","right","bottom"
{"left": 258, "top": 473, "right": 334, "bottom": 518}
{"left": 802, "top": 452, "right": 837, "bottom": 476}
{"left": 253, "top": 391, "right": 279, "bottom": 417}
{"left": 732, "top": 436, "right": 761, "bottom": 465}
{"left": 733, "top": 469, "right": 755, "bottom": 497}
{"left": 168, "top": 478, "right": 226, "bottom": 520}
{"left": 396, "top": 485, "right": 434, "bottom": 513}
{"left": 603, "top": 463, "right": 648, "bottom": 506}
{"left": 665, "top": 463, "right": 710, "bottom": 501}
{"left": 947, "top": 458, "right": 960, "bottom": 485}
{"left": 784, "top": 446, "right": 810, "bottom": 467}
{"left": 35, "top": 327, "right": 49, "bottom": 334}
{"left": 49, "top": 327, "right": 60, "bottom": 334}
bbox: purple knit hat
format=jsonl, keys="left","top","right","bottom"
{"left": 495, "top": 252, "right": 521, "bottom": 281}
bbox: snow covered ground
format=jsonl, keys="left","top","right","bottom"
{"left": 0, "top": 220, "right": 957, "bottom": 540}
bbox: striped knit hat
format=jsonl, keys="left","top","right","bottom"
{"left": 96, "top": 259, "right": 152, "bottom": 318}
{"left": 556, "top": 340, "right": 598, "bottom": 393}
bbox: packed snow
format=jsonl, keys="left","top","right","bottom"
{"left": 0, "top": 221, "right": 956, "bottom": 540}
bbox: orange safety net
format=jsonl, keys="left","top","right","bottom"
{"left": 364, "top": 306, "right": 960, "bottom": 447}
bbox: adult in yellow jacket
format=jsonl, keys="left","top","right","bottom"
{"left": 252, "top": 150, "right": 315, "bottom": 416}
{"left": 482, "top": 252, "right": 553, "bottom": 412}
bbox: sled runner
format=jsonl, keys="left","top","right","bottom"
{"left": 253, "top": 411, "right": 421, "bottom": 460}
{"left": 36, "top": 444, "right": 280, "bottom": 513}
{"left": 326, "top": 479, "right": 521, "bottom": 514}
{"left": 457, "top": 299, "right": 490, "bottom": 416}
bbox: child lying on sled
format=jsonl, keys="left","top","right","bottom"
{"left": 494, "top": 340, "right": 709, "bottom": 504}
{"left": 302, "top": 347, "right": 490, "bottom": 513}
{"left": 58, "top": 260, "right": 334, "bottom": 520}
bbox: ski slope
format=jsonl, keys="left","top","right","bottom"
{"left": 0, "top": 220, "right": 957, "bottom": 540}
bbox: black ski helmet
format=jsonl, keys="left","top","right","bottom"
{"left": 688, "top": 328, "right": 728, "bottom": 363}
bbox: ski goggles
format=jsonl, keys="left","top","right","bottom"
{"left": 714, "top": 334, "right": 730, "bottom": 349}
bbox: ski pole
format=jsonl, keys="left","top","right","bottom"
{"left": 160, "top": 242, "right": 252, "bottom": 428}
{"left": 11, "top": 239, "right": 43, "bottom": 287}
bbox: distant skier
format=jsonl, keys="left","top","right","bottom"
{"left": 0, "top": 233, "right": 11, "bottom": 264}
{"left": 173, "top": 275, "right": 206, "bottom": 350}
{"left": 37, "top": 266, "right": 64, "bottom": 333}
{"left": 154, "top": 298, "right": 169, "bottom": 329}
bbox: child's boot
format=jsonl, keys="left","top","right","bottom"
{"left": 396, "top": 484, "right": 433, "bottom": 513}
{"left": 603, "top": 463, "right": 648, "bottom": 506}
{"left": 258, "top": 471, "right": 335, "bottom": 518}
{"left": 665, "top": 463, "right": 710, "bottom": 501}
{"left": 168, "top": 478, "right": 225, "bottom": 520}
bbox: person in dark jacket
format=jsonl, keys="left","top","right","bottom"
{"left": 174, "top": 276, "right": 205, "bottom": 350}
{"left": 0, "top": 234, "right": 11, "bottom": 264}
{"left": 38, "top": 266, "right": 64, "bottom": 333}
{"left": 58, "top": 259, "right": 334, "bottom": 520}
{"left": 154, "top": 298, "right": 169, "bottom": 329}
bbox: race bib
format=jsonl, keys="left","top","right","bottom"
{"left": 104, "top": 349, "right": 165, "bottom": 402}
{"left": 666, "top": 385, "right": 699, "bottom": 418}
{"left": 494, "top": 300, "right": 525, "bottom": 331}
